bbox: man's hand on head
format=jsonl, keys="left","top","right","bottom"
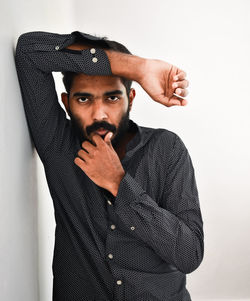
{"left": 74, "top": 132, "right": 125, "bottom": 197}
{"left": 105, "top": 51, "right": 189, "bottom": 107}
{"left": 65, "top": 40, "right": 189, "bottom": 107}
{"left": 138, "top": 59, "right": 189, "bottom": 107}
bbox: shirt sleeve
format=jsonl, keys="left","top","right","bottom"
{"left": 14, "top": 31, "right": 112, "bottom": 162}
{"left": 113, "top": 133, "right": 204, "bottom": 274}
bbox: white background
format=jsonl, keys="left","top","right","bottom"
{"left": 1, "top": 0, "right": 250, "bottom": 300}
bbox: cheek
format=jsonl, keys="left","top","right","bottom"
{"left": 115, "top": 99, "right": 128, "bottom": 117}
{"left": 120, "top": 97, "right": 128, "bottom": 111}
{"left": 71, "top": 111, "right": 88, "bottom": 131}
{"left": 111, "top": 108, "right": 124, "bottom": 125}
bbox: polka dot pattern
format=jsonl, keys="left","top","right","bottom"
{"left": 15, "top": 31, "right": 204, "bottom": 301}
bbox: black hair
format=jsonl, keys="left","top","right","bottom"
{"left": 61, "top": 34, "right": 133, "bottom": 99}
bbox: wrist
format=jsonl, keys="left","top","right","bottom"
{"left": 108, "top": 170, "right": 125, "bottom": 197}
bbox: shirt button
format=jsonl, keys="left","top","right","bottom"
{"left": 110, "top": 224, "right": 116, "bottom": 230}
{"left": 108, "top": 253, "right": 113, "bottom": 259}
{"left": 55, "top": 45, "right": 60, "bottom": 50}
{"left": 130, "top": 226, "right": 135, "bottom": 231}
{"left": 117, "top": 280, "right": 122, "bottom": 285}
{"left": 90, "top": 48, "right": 96, "bottom": 54}
{"left": 107, "top": 200, "right": 112, "bottom": 205}
{"left": 92, "top": 57, "right": 98, "bottom": 63}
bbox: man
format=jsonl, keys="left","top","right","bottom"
{"left": 15, "top": 30, "right": 204, "bottom": 301}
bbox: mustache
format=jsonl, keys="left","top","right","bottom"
{"left": 86, "top": 121, "right": 116, "bottom": 136}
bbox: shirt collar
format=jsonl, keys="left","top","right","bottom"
{"left": 125, "top": 119, "right": 141, "bottom": 153}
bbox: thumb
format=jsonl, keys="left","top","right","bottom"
{"left": 104, "top": 131, "right": 113, "bottom": 145}
{"left": 157, "top": 94, "right": 181, "bottom": 107}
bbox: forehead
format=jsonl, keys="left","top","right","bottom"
{"left": 71, "top": 73, "right": 125, "bottom": 92}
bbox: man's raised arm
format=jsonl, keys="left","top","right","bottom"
{"left": 66, "top": 41, "right": 189, "bottom": 107}
{"left": 15, "top": 31, "right": 114, "bottom": 162}
{"left": 15, "top": 30, "right": 188, "bottom": 162}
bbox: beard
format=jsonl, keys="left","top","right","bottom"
{"left": 68, "top": 106, "right": 131, "bottom": 149}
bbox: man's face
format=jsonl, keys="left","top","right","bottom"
{"left": 62, "top": 73, "right": 134, "bottom": 149}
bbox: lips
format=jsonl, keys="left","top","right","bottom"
{"left": 95, "top": 128, "right": 108, "bottom": 135}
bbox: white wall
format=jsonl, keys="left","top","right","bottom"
{"left": 1, "top": 4, "right": 38, "bottom": 301}
{"left": 1, "top": 0, "right": 250, "bottom": 300}
{"left": 0, "top": 1, "right": 75, "bottom": 300}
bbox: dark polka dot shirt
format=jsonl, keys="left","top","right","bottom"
{"left": 15, "top": 30, "right": 204, "bottom": 301}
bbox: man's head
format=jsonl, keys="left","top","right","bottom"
{"left": 61, "top": 36, "right": 135, "bottom": 148}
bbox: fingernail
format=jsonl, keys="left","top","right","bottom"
{"left": 173, "top": 83, "right": 178, "bottom": 88}
{"left": 174, "top": 76, "right": 178, "bottom": 81}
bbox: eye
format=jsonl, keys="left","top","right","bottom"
{"left": 107, "top": 96, "right": 119, "bottom": 102}
{"left": 77, "top": 97, "right": 88, "bottom": 103}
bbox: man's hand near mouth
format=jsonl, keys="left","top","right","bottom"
{"left": 74, "top": 131, "right": 125, "bottom": 196}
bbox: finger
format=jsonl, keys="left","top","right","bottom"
{"left": 104, "top": 131, "right": 113, "bottom": 145}
{"left": 174, "top": 71, "right": 187, "bottom": 81}
{"left": 92, "top": 134, "right": 103, "bottom": 146}
{"left": 156, "top": 94, "right": 188, "bottom": 107}
{"left": 81, "top": 141, "right": 95, "bottom": 153}
{"left": 156, "top": 95, "right": 181, "bottom": 107}
{"left": 74, "top": 156, "right": 86, "bottom": 168}
{"left": 77, "top": 149, "right": 88, "bottom": 161}
{"left": 172, "top": 79, "right": 189, "bottom": 89}
{"left": 170, "top": 95, "right": 188, "bottom": 106}
{"left": 173, "top": 88, "right": 189, "bottom": 98}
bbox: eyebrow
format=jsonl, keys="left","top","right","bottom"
{"left": 72, "top": 90, "right": 123, "bottom": 98}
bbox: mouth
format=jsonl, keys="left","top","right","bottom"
{"left": 94, "top": 128, "right": 109, "bottom": 135}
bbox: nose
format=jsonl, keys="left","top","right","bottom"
{"left": 91, "top": 99, "right": 108, "bottom": 122}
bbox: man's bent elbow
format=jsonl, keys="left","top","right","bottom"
{"left": 176, "top": 238, "right": 204, "bottom": 274}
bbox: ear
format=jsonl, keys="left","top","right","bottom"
{"left": 61, "top": 92, "right": 70, "bottom": 115}
{"left": 128, "top": 88, "right": 136, "bottom": 112}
